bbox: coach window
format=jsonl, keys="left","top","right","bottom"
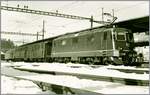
{"left": 74, "top": 33, "right": 79, "bottom": 37}
{"left": 53, "top": 42, "right": 56, "bottom": 47}
{"left": 87, "top": 35, "right": 94, "bottom": 42}
{"left": 103, "top": 32, "right": 107, "bottom": 40}
{"left": 37, "top": 45, "right": 39, "bottom": 49}
{"left": 72, "top": 37, "right": 78, "bottom": 43}
{"left": 61, "top": 40, "right": 66, "bottom": 46}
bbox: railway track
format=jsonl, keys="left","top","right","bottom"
{"left": 65, "top": 64, "right": 149, "bottom": 74}
{"left": 107, "top": 67, "right": 149, "bottom": 74}
{"left": 14, "top": 64, "right": 149, "bottom": 86}
{"left": 3, "top": 74, "right": 149, "bottom": 94}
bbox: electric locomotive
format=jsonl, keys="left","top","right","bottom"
{"left": 51, "top": 27, "right": 136, "bottom": 65}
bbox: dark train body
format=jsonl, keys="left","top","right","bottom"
{"left": 5, "top": 26, "right": 138, "bottom": 65}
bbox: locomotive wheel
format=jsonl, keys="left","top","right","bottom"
{"left": 104, "top": 60, "right": 109, "bottom": 65}
{"left": 103, "top": 57, "right": 109, "bottom": 65}
{"left": 89, "top": 61, "right": 94, "bottom": 65}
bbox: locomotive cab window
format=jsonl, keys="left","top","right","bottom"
{"left": 116, "top": 32, "right": 126, "bottom": 41}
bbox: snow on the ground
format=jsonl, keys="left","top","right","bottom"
{"left": 1, "top": 75, "right": 56, "bottom": 94}
{"left": 12, "top": 62, "right": 149, "bottom": 80}
{"left": 1, "top": 74, "right": 149, "bottom": 94}
{"left": 97, "top": 84, "right": 149, "bottom": 94}
{"left": 1, "top": 61, "right": 32, "bottom": 67}
{"left": 16, "top": 74, "right": 149, "bottom": 94}
{"left": 1, "top": 61, "right": 149, "bottom": 94}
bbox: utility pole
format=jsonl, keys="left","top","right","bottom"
{"left": 42, "top": 20, "right": 45, "bottom": 40}
{"left": 90, "top": 15, "right": 93, "bottom": 28}
{"left": 42, "top": 20, "right": 45, "bottom": 60}
{"left": 102, "top": 8, "right": 104, "bottom": 24}
{"left": 22, "top": 40, "right": 25, "bottom": 45}
{"left": 112, "top": 9, "right": 114, "bottom": 20}
{"left": 37, "top": 32, "right": 39, "bottom": 40}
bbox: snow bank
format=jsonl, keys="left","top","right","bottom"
{"left": 1, "top": 75, "right": 56, "bottom": 94}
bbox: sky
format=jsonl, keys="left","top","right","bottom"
{"left": 1, "top": 1, "right": 149, "bottom": 45}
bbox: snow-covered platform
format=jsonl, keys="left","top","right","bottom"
{"left": 5, "top": 74, "right": 149, "bottom": 94}
{"left": 14, "top": 63, "right": 149, "bottom": 86}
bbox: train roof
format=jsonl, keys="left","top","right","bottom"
{"left": 19, "top": 36, "right": 57, "bottom": 47}
{"left": 18, "top": 25, "right": 108, "bottom": 47}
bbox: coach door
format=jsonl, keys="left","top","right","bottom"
{"left": 45, "top": 41, "right": 52, "bottom": 57}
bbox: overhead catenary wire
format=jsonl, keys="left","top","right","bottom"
{"left": 1, "top": 5, "right": 112, "bottom": 40}
{"left": 1, "top": 6, "right": 110, "bottom": 25}
{"left": 1, "top": 31, "right": 43, "bottom": 36}
{"left": 93, "top": 2, "right": 147, "bottom": 18}
{"left": 1, "top": 2, "right": 109, "bottom": 38}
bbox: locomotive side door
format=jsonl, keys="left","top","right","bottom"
{"left": 102, "top": 30, "right": 113, "bottom": 51}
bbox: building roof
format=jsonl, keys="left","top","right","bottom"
{"left": 114, "top": 16, "right": 149, "bottom": 33}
